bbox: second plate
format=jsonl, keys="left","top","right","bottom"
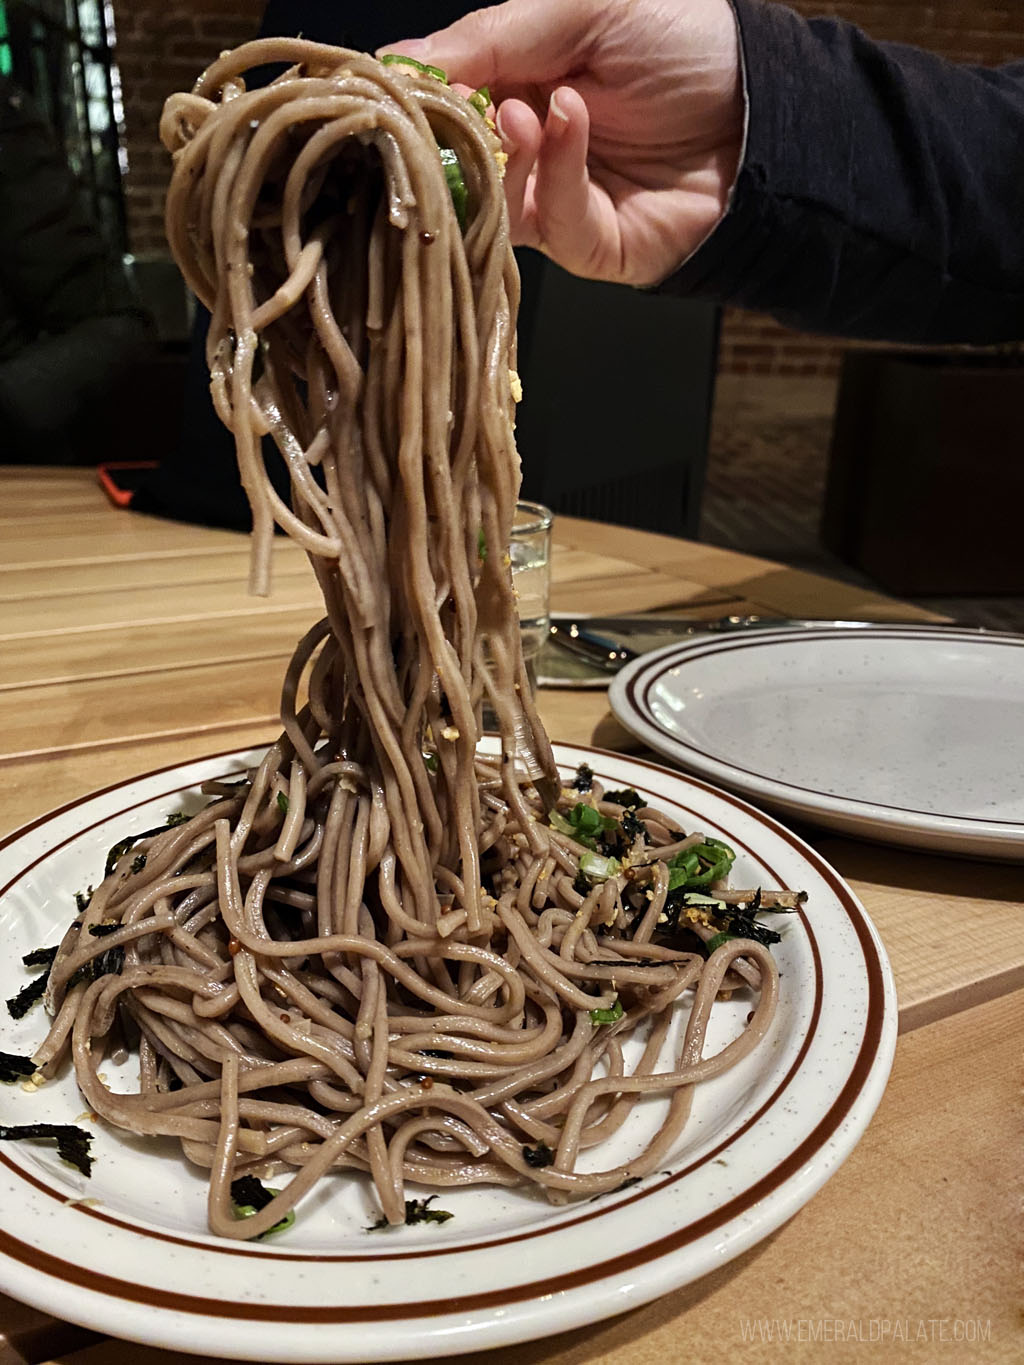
{"left": 609, "top": 624, "right": 1024, "bottom": 859}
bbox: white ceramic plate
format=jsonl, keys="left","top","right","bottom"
{"left": 610, "top": 625, "right": 1024, "bottom": 860}
{"left": 0, "top": 743, "right": 895, "bottom": 1362}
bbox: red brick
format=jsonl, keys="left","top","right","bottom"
{"left": 108, "top": 0, "right": 1024, "bottom": 371}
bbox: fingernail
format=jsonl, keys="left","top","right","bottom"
{"left": 548, "top": 89, "right": 570, "bottom": 133}
{"left": 377, "top": 38, "right": 427, "bottom": 58}
{"left": 496, "top": 105, "right": 517, "bottom": 150}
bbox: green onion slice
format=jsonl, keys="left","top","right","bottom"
{"left": 439, "top": 146, "right": 467, "bottom": 229}
{"left": 380, "top": 53, "right": 448, "bottom": 83}
{"left": 589, "top": 999, "right": 624, "bottom": 1025}
{"left": 704, "top": 931, "right": 737, "bottom": 953}
{"left": 231, "top": 1187, "right": 295, "bottom": 1239}
{"left": 578, "top": 851, "right": 622, "bottom": 882}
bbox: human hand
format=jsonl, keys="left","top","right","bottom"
{"left": 383, "top": 0, "right": 744, "bottom": 286}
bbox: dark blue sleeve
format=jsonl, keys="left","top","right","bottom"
{"left": 659, "top": 0, "right": 1024, "bottom": 344}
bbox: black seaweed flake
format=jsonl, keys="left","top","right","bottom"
{"left": 130, "top": 853, "right": 147, "bottom": 875}
{"left": 603, "top": 788, "right": 643, "bottom": 809}
{"left": 721, "top": 912, "right": 781, "bottom": 948}
{"left": 103, "top": 817, "right": 187, "bottom": 879}
{"left": 6, "top": 975, "right": 48, "bottom": 1021}
{"left": 617, "top": 802, "right": 649, "bottom": 846}
{"left": 658, "top": 887, "right": 783, "bottom": 949}
{"left": 0, "top": 1123, "right": 93, "bottom": 1176}
{"left": 572, "top": 763, "right": 594, "bottom": 793}
{"left": 66, "top": 925, "right": 125, "bottom": 989}
{"left": 366, "top": 1194, "right": 454, "bottom": 1230}
{"left": 228, "top": 1174, "right": 295, "bottom": 1238}
{"left": 587, "top": 958, "right": 661, "bottom": 968}
{"left": 715, "top": 888, "right": 782, "bottom": 947}
{"left": 23, "top": 946, "right": 58, "bottom": 969}
{"left": 588, "top": 1174, "right": 642, "bottom": 1203}
{"left": 104, "top": 834, "right": 142, "bottom": 879}
{"left": 230, "top": 1174, "right": 274, "bottom": 1212}
{"left": 522, "top": 1142, "right": 554, "bottom": 1168}
{"left": 7, "top": 945, "right": 59, "bottom": 1020}
{"left": 0, "top": 1051, "right": 37, "bottom": 1084}
{"left": 404, "top": 1195, "right": 453, "bottom": 1224}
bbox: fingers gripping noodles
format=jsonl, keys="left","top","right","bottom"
{"left": 36, "top": 41, "right": 780, "bottom": 1238}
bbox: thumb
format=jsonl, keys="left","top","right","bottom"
{"left": 378, "top": 0, "right": 598, "bottom": 94}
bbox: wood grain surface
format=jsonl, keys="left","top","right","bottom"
{"left": 0, "top": 470, "right": 1018, "bottom": 1364}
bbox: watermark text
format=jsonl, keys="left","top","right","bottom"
{"left": 738, "top": 1318, "right": 993, "bottom": 1346}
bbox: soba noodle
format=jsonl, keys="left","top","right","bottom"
{"left": 31, "top": 42, "right": 782, "bottom": 1238}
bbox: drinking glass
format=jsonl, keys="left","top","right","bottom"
{"left": 510, "top": 499, "right": 553, "bottom": 683}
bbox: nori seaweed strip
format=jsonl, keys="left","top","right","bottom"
{"left": 366, "top": 1195, "right": 454, "bottom": 1230}
{"left": 103, "top": 816, "right": 188, "bottom": 879}
{"left": 6, "top": 975, "right": 48, "bottom": 1020}
{"left": 0, "top": 1123, "right": 93, "bottom": 1175}
{"left": 586, "top": 958, "right": 663, "bottom": 968}
{"left": 22, "top": 946, "right": 58, "bottom": 968}
{"left": 718, "top": 912, "right": 781, "bottom": 948}
{"left": 0, "top": 1051, "right": 37, "bottom": 1084}
{"left": 66, "top": 924, "right": 125, "bottom": 990}
{"left": 7, "top": 945, "right": 60, "bottom": 1020}
{"left": 657, "top": 887, "right": 783, "bottom": 948}
{"left": 603, "top": 788, "right": 643, "bottom": 808}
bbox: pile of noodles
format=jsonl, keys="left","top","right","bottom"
{"left": 34, "top": 41, "right": 780, "bottom": 1238}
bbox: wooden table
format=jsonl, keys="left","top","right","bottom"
{"left": 0, "top": 467, "right": 1019, "bottom": 1363}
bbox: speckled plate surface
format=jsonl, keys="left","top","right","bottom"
{"left": 0, "top": 742, "right": 896, "bottom": 1362}
{"left": 610, "top": 625, "right": 1024, "bottom": 861}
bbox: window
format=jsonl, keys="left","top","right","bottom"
{"left": 3, "top": 1, "right": 127, "bottom": 255}
{"left": 0, "top": 4, "right": 12, "bottom": 75}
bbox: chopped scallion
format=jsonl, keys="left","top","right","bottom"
{"left": 468, "top": 85, "right": 491, "bottom": 115}
{"left": 590, "top": 999, "right": 624, "bottom": 1025}
{"left": 705, "top": 931, "right": 737, "bottom": 953}
{"left": 578, "top": 851, "right": 622, "bottom": 882}
{"left": 380, "top": 53, "right": 448, "bottom": 83}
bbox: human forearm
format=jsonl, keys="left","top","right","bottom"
{"left": 661, "top": 0, "right": 1024, "bottom": 343}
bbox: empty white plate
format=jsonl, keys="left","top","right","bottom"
{"left": 610, "top": 625, "right": 1024, "bottom": 860}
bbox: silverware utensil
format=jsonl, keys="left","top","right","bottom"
{"left": 546, "top": 613, "right": 987, "bottom": 676}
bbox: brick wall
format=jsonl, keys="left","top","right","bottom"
{"left": 114, "top": 1, "right": 261, "bottom": 259}
{"left": 112, "top": 0, "right": 1024, "bottom": 373}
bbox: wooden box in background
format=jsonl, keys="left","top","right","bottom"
{"left": 822, "top": 350, "right": 1024, "bottom": 596}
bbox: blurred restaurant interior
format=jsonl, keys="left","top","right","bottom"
{"left": 1, "top": 0, "right": 1022, "bottom": 627}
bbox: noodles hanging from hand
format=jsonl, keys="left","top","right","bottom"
{"left": 29, "top": 42, "right": 784, "bottom": 1239}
